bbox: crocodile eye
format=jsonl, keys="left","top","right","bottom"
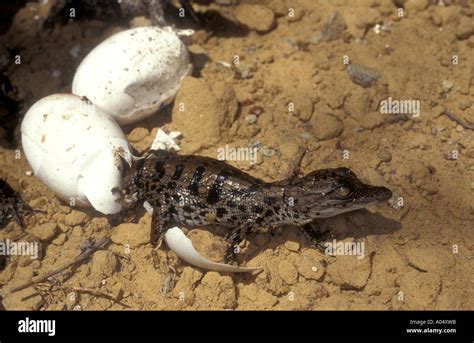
{"left": 337, "top": 186, "right": 351, "bottom": 197}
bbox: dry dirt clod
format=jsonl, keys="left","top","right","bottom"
{"left": 64, "top": 210, "right": 89, "bottom": 226}
{"left": 194, "top": 272, "right": 236, "bottom": 309}
{"left": 326, "top": 254, "right": 372, "bottom": 291}
{"left": 29, "top": 222, "right": 58, "bottom": 241}
{"left": 111, "top": 222, "right": 151, "bottom": 248}
{"left": 311, "top": 113, "right": 343, "bottom": 141}
{"left": 90, "top": 250, "right": 118, "bottom": 280}
{"left": 171, "top": 77, "right": 238, "bottom": 153}
{"left": 233, "top": 4, "right": 276, "bottom": 33}
{"left": 278, "top": 260, "right": 298, "bottom": 285}
{"left": 396, "top": 270, "right": 441, "bottom": 309}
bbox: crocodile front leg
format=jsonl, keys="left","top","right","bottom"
{"left": 300, "top": 222, "right": 332, "bottom": 253}
{"left": 151, "top": 200, "right": 172, "bottom": 246}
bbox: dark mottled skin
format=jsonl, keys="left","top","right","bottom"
{"left": 43, "top": 0, "right": 202, "bottom": 28}
{"left": 0, "top": 178, "right": 31, "bottom": 229}
{"left": 123, "top": 150, "right": 392, "bottom": 262}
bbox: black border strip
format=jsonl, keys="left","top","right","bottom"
{"left": 0, "top": 310, "right": 472, "bottom": 339}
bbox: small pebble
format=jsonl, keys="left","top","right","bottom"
{"left": 262, "top": 147, "right": 275, "bottom": 157}
{"left": 443, "top": 152, "right": 458, "bottom": 161}
{"left": 388, "top": 195, "right": 402, "bottom": 211}
{"left": 299, "top": 132, "right": 311, "bottom": 140}
{"left": 377, "top": 148, "right": 392, "bottom": 162}
{"left": 347, "top": 64, "right": 380, "bottom": 88}
{"left": 234, "top": 63, "right": 254, "bottom": 79}
{"left": 316, "top": 11, "right": 347, "bottom": 42}
{"left": 284, "top": 240, "right": 300, "bottom": 252}
{"left": 69, "top": 44, "right": 81, "bottom": 59}
{"left": 245, "top": 114, "right": 258, "bottom": 124}
{"left": 442, "top": 80, "right": 453, "bottom": 92}
{"left": 249, "top": 105, "right": 264, "bottom": 116}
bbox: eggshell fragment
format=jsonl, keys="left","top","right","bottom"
{"left": 164, "top": 227, "right": 262, "bottom": 273}
{"left": 72, "top": 27, "right": 192, "bottom": 125}
{"left": 21, "top": 94, "right": 132, "bottom": 214}
{"left": 150, "top": 128, "right": 181, "bottom": 151}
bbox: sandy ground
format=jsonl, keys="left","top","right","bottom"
{"left": 0, "top": 0, "right": 473, "bottom": 310}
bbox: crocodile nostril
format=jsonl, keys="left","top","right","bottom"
{"left": 375, "top": 187, "right": 392, "bottom": 201}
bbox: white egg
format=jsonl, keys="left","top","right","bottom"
{"left": 72, "top": 27, "right": 192, "bottom": 125}
{"left": 21, "top": 94, "right": 132, "bottom": 214}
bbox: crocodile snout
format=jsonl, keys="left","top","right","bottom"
{"left": 374, "top": 186, "right": 392, "bottom": 201}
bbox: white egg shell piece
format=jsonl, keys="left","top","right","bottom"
{"left": 21, "top": 94, "right": 132, "bottom": 214}
{"left": 72, "top": 27, "right": 192, "bottom": 125}
{"left": 164, "top": 227, "right": 262, "bottom": 273}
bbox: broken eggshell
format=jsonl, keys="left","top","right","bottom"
{"left": 72, "top": 26, "right": 192, "bottom": 125}
{"left": 164, "top": 227, "right": 262, "bottom": 273}
{"left": 21, "top": 94, "right": 132, "bottom": 214}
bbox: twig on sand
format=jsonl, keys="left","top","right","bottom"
{"left": 6, "top": 237, "right": 111, "bottom": 294}
{"left": 68, "top": 286, "right": 131, "bottom": 308}
{"left": 444, "top": 108, "right": 474, "bottom": 130}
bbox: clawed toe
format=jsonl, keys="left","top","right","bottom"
{"left": 224, "top": 245, "right": 239, "bottom": 265}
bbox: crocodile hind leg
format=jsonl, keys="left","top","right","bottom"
{"left": 0, "top": 178, "right": 32, "bottom": 229}
{"left": 223, "top": 226, "right": 248, "bottom": 264}
{"left": 0, "top": 203, "right": 7, "bottom": 228}
{"left": 223, "top": 222, "right": 259, "bottom": 264}
{"left": 11, "top": 197, "right": 32, "bottom": 228}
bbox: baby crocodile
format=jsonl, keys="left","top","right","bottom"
{"left": 122, "top": 149, "right": 392, "bottom": 263}
{"left": 0, "top": 178, "right": 32, "bottom": 229}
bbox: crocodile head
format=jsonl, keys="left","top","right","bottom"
{"left": 286, "top": 167, "right": 392, "bottom": 219}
